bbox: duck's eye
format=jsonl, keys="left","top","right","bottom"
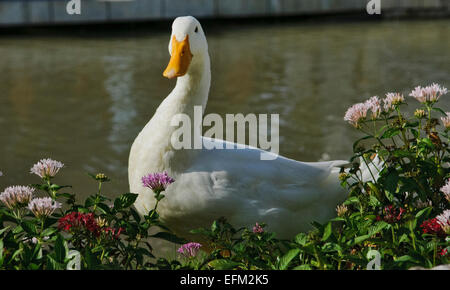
{"left": 194, "top": 26, "right": 198, "bottom": 33}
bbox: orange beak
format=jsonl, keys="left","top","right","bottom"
{"left": 163, "top": 35, "right": 193, "bottom": 79}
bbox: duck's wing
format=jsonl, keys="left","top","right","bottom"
{"left": 163, "top": 137, "right": 349, "bottom": 236}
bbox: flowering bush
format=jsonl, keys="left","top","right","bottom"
{"left": 186, "top": 83, "right": 450, "bottom": 270}
{"left": 278, "top": 83, "right": 449, "bottom": 269}
{"left": 0, "top": 159, "right": 185, "bottom": 270}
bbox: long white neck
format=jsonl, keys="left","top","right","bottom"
{"left": 129, "top": 52, "right": 211, "bottom": 177}
{"left": 170, "top": 52, "right": 211, "bottom": 117}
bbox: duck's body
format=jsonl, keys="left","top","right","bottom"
{"left": 129, "top": 16, "right": 363, "bottom": 239}
{"left": 131, "top": 134, "right": 349, "bottom": 238}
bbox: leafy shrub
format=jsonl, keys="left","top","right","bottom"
{"left": 0, "top": 164, "right": 184, "bottom": 269}
{"left": 190, "top": 84, "right": 450, "bottom": 270}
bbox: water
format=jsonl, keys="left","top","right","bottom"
{"left": 0, "top": 19, "right": 449, "bottom": 200}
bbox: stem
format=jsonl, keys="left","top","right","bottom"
{"left": 433, "top": 238, "right": 437, "bottom": 267}
{"left": 396, "top": 107, "right": 410, "bottom": 149}
{"left": 46, "top": 179, "right": 56, "bottom": 200}
{"left": 313, "top": 246, "right": 323, "bottom": 270}
{"left": 409, "top": 221, "right": 416, "bottom": 251}
{"left": 98, "top": 181, "right": 102, "bottom": 196}
{"left": 391, "top": 226, "right": 396, "bottom": 246}
{"left": 100, "top": 248, "right": 106, "bottom": 262}
{"left": 149, "top": 200, "right": 160, "bottom": 219}
{"left": 13, "top": 209, "right": 22, "bottom": 221}
{"left": 93, "top": 181, "right": 102, "bottom": 212}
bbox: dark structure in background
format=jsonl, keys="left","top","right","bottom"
{"left": 0, "top": 0, "right": 449, "bottom": 27}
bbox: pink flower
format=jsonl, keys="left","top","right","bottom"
{"left": 252, "top": 222, "right": 264, "bottom": 234}
{"left": 177, "top": 242, "right": 202, "bottom": 258}
{"left": 365, "top": 96, "right": 382, "bottom": 119}
{"left": 141, "top": 171, "right": 175, "bottom": 193}
{"left": 0, "top": 186, "right": 35, "bottom": 209}
{"left": 409, "top": 83, "right": 448, "bottom": 104}
{"left": 436, "top": 209, "right": 450, "bottom": 234}
{"left": 28, "top": 197, "right": 61, "bottom": 219}
{"left": 383, "top": 92, "right": 404, "bottom": 111}
{"left": 30, "top": 158, "right": 64, "bottom": 179}
{"left": 440, "top": 180, "right": 450, "bottom": 202}
{"left": 409, "top": 86, "right": 427, "bottom": 103}
{"left": 344, "top": 102, "right": 369, "bottom": 127}
{"left": 441, "top": 112, "right": 450, "bottom": 129}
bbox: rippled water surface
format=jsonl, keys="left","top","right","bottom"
{"left": 0, "top": 19, "right": 449, "bottom": 199}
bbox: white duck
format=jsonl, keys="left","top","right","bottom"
{"left": 129, "top": 16, "right": 375, "bottom": 239}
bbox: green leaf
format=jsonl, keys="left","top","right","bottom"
{"left": 368, "top": 194, "right": 381, "bottom": 207}
{"left": 78, "top": 207, "right": 91, "bottom": 214}
{"left": 54, "top": 234, "right": 68, "bottom": 263}
{"left": 381, "top": 128, "right": 400, "bottom": 139}
{"left": 383, "top": 167, "right": 399, "bottom": 195}
{"left": 398, "top": 233, "right": 410, "bottom": 244}
{"left": 322, "top": 242, "right": 342, "bottom": 253}
{"left": 208, "top": 259, "right": 241, "bottom": 270}
{"left": 0, "top": 226, "right": 10, "bottom": 237}
{"left": 415, "top": 207, "right": 432, "bottom": 219}
{"left": 47, "top": 255, "right": 64, "bottom": 270}
{"left": 322, "top": 222, "right": 333, "bottom": 242}
{"left": 49, "top": 184, "right": 72, "bottom": 191}
{"left": 344, "top": 196, "right": 360, "bottom": 206}
{"left": 293, "top": 264, "right": 312, "bottom": 270}
{"left": 419, "top": 138, "right": 434, "bottom": 149}
{"left": 392, "top": 149, "right": 412, "bottom": 158}
{"left": 87, "top": 173, "right": 98, "bottom": 181}
{"left": 277, "top": 248, "right": 300, "bottom": 270}
{"left": 404, "top": 121, "right": 419, "bottom": 128}
{"left": 432, "top": 107, "right": 447, "bottom": 116}
{"left": 84, "top": 247, "right": 99, "bottom": 269}
{"left": 130, "top": 207, "right": 141, "bottom": 223}
{"left": 41, "top": 227, "right": 58, "bottom": 237}
{"left": 84, "top": 196, "right": 96, "bottom": 208}
{"left": 295, "top": 233, "right": 308, "bottom": 246}
{"left": 10, "top": 248, "right": 23, "bottom": 262}
{"left": 21, "top": 221, "right": 37, "bottom": 236}
{"left": 114, "top": 193, "right": 138, "bottom": 210}
{"left": 95, "top": 203, "right": 111, "bottom": 215}
{"left": 211, "top": 220, "right": 219, "bottom": 233}
{"left": 394, "top": 255, "right": 419, "bottom": 265}
{"left": 353, "top": 234, "right": 371, "bottom": 245}
{"left": 329, "top": 217, "right": 345, "bottom": 222}
{"left": 368, "top": 221, "right": 390, "bottom": 236}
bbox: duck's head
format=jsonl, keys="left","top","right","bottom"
{"left": 163, "top": 16, "right": 208, "bottom": 79}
